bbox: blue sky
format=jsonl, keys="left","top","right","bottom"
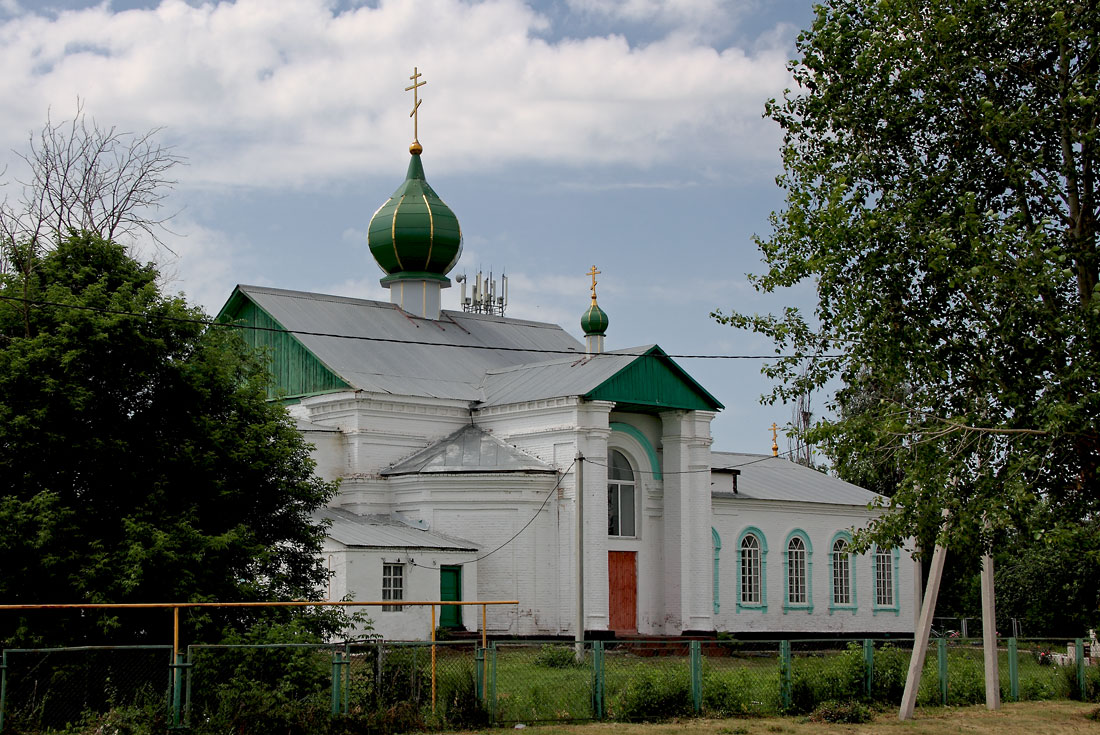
{"left": 0, "top": 0, "right": 821, "bottom": 454}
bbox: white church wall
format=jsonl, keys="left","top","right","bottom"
{"left": 322, "top": 542, "right": 479, "bottom": 640}
{"left": 386, "top": 472, "right": 563, "bottom": 636}
{"left": 712, "top": 499, "right": 915, "bottom": 635}
{"left": 299, "top": 428, "right": 345, "bottom": 482}
{"left": 300, "top": 392, "right": 471, "bottom": 474}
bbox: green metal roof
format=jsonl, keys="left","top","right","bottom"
{"left": 216, "top": 287, "right": 351, "bottom": 400}
{"left": 584, "top": 346, "right": 722, "bottom": 412}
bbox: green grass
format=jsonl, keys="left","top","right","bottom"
{"left": 483, "top": 640, "right": 1093, "bottom": 724}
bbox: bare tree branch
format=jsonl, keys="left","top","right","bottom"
{"left": 0, "top": 102, "right": 184, "bottom": 275}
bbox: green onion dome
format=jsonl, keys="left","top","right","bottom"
{"left": 368, "top": 148, "right": 462, "bottom": 282}
{"left": 581, "top": 301, "right": 609, "bottom": 336}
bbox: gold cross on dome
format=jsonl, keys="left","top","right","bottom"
{"left": 405, "top": 67, "right": 427, "bottom": 145}
{"left": 770, "top": 422, "right": 779, "bottom": 457}
{"left": 587, "top": 265, "right": 601, "bottom": 304}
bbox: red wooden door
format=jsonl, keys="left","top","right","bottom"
{"left": 608, "top": 551, "right": 637, "bottom": 633}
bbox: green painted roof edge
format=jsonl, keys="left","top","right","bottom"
{"left": 216, "top": 286, "right": 354, "bottom": 394}
{"left": 585, "top": 345, "right": 724, "bottom": 411}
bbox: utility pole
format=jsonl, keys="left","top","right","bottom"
{"left": 575, "top": 452, "right": 584, "bottom": 661}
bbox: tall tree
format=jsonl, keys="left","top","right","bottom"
{"left": 715, "top": 0, "right": 1100, "bottom": 552}
{"left": 0, "top": 105, "right": 182, "bottom": 275}
{"left": 0, "top": 233, "right": 336, "bottom": 646}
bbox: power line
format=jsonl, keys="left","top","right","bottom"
{"left": 0, "top": 293, "right": 845, "bottom": 361}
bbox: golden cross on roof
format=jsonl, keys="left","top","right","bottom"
{"left": 587, "top": 265, "right": 601, "bottom": 304}
{"left": 770, "top": 422, "right": 779, "bottom": 457}
{"left": 405, "top": 67, "right": 426, "bottom": 149}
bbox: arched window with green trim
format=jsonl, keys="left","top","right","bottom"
{"left": 872, "top": 545, "right": 900, "bottom": 615}
{"left": 829, "top": 531, "right": 857, "bottom": 614}
{"left": 712, "top": 527, "right": 722, "bottom": 614}
{"left": 736, "top": 527, "right": 768, "bottom": 612}
{"left": 783, "top": 529, "right": 813, "bottom": 613}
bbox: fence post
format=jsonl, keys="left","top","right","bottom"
{"left": 344, "top": 642, "right": 351, "bottom": 716}
{"left": 1076, "top": 639, "right": 1086, "bottom": 700}
{"left": 489, "top": 642, "right": 498, "bottom": 725}
{"left": 938, "top": 638, "right": 948, "bottom": 705}
{"left": 1, "top": 650, "right": 7, "bottom": 732}
{"left": 592, "top": 641, "right": 605, "bottom": 720}
{"left": 863, "top": 639, "right": 874, "bottom": 699}
{"left": 1007, "top": 638, "right": 1018, "bottom": 702}
{"left": 184, "top": 647, "right": 193, "bottom": 728}
{"left": 690, "top": 640, "right": 702, "bottom": 714}
{"left": 330, "top": 650, "right": 340, "bottom": 716}
{"left": 779, "top": 641, "right": 792, "bottom": 712}
{"left": 171, "top": 651, "right": 185, "bottom": 728}
{"left": 475, "top": 646, "right": 485, "bottom": 702}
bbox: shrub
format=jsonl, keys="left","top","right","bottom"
{"left": 702, "top": 669, "right": 756, "bottom": 716}
{"left": 871, "top": 644, "right": 908, "bottom": 703}
{"left": 611, "top": 668, "right": 693, "bottom": 721}
{"left": 534, "top": 644, "right": 583, "bottom": 669}
{"left": 808, "top": 699, "right": 875, "bottom": 723}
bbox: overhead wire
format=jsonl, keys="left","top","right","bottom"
{"left": 0, "top": 293, "right": 845, "bottom": 361}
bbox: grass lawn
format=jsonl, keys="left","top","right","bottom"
{"left": 481, "top": 701, "right": 1100, "bottom": 735}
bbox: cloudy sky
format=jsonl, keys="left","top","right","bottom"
{"left": 0, "top": 0, "right": 821, "bottom": 454}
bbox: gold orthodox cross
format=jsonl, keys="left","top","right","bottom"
{"left": 587, "top": 265, "right": 601, "bottom": 304}
{"left": 770, "top": 422, "right": 779, "bottom": 457}
{"left": 405, "top": 67, "right": 426, "bottom": 146}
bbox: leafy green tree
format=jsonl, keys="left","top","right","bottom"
{"left": 716, "top": 0, "right": 1100, "bottom": 554}
{"left": 0, "top": 232, "right": 337, "bottom": 646}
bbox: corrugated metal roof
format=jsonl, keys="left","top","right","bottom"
{"left": 317, "top": 507, "right": 478, "bottom": 550}
{"left": 237, "top": 285, "right": 585, "bottom": 401}
{"left": 710, "top": 452, "right": 883, "bottom": 506}
{"left": 383, "top": 424, "right": 557, "bottom": 475}
{"left": 479, "top": 349, "right": 641, "bottom": 406}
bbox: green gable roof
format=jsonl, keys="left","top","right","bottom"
{"left": 216, "top": 287, "right": 351, "bottom": 400}
{"left": 585, "top": 346, "right": 722, "bottom": 412}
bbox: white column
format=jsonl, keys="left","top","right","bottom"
{"left": 575, "top": 401, "right": 612, "bottom": 634}
{"left": 660, "top": 410, "right": 716, "bottom": 633}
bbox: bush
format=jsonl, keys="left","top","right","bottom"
{"left": 871, "top": 644, "right": 908, "bottom": 703}
{"left": 611, "top": 668, "right": 693, "bottom": 721}
{"left": 808, "top": 699, "right": 875, "bottom": 723}
{"left": 702, "top": 669, "right": 756, "bottom": 716}
{"left": 533, "top": 644, "right": 583, "bottom": 669}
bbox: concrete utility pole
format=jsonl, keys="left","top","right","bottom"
{"left": 575, "top": 452, "right": 584, "bottom": 661}
{"left": 981, "top": 530, "right": 1001, "bottom": 710}
{"left": 899, "top": 540, "right": 948, "bottom": 720}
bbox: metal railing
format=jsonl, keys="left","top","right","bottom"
{"left": 1, "top": 636, "right": 1096, "bottom": 732}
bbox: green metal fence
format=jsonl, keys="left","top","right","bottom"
{"left": 1, "top": 637, "right": 1097, "bottom": 732}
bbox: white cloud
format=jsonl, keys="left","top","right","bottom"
{"left": 135, "top": 216, "right": 252, "bottom": 313}
{"left": 0, "top": 0, "right": 792, "bottom": 189}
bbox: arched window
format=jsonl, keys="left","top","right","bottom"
{"left": 740, "top": 534, "right": 762, "bottom": 604}
{"left": 607, "top": 449, "right": 636, "bottom": 537}
{"left": 873, "top": 546, "right": 898, "bottom": 613}
{"left": 787, "top": 537, "right": 807, "bottom": 605}
{"left": 832, "top": 538, "right": 851, "bottom": 606}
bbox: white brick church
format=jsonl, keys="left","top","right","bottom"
{"left": 217, "top": 135, "right": 916, "bottom": 641}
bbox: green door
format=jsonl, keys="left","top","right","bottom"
{"left": 440, "top": 565, "right": 462, "bottom": 628}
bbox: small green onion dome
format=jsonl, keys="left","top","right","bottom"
{"left": 368, "top": 148, "right": 462, "bottom": 280}
{"left": 581, "top": 301, "right": 609, "bottom": 336}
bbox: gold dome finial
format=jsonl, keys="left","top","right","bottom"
{"left": 587, "top": 264, "right": 601, "bottom": 305}
{"left": 405, "top": 67, "right": 426, "bottom": 154}
{"left": 770, "top": 422, "right": 779, "bottom": 457}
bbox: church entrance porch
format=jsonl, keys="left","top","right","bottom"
{"left": 608, "top": 551, "right": 637, "bottom": 634}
